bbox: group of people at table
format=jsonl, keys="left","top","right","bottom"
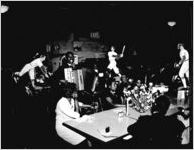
{"left": 54, "top": 81, "right": 190, "bottom": 148}
{"left": 12, "top": 45, "right": 190, "bottom": 148}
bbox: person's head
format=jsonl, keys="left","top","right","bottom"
{"left": 33, "top": 52, "right": 46, "bottom": 60}
{"left": 60, "top": 82, "right": 77, "bottom": 99}
{"left": 151, "top": 95, "right": 170, "bottom": 116}
{"left": 128, "top": 78, "right": 134, "bottom": 84}
{"left": 107, "top": 78, "right": 119, "bottom": 91}
{"left": 148, "top": 82, "right": 154, "bottom": 87}
{"left": 121, "top": 75, "right": 128, "bottom": 83}
{"left": 39, "top": 54, "right": 46, "bottom": 62}
{"left": 110, "top": 46, "right": 115, "bottom": 51}
{"left": 177, "top": 107, "right": 190, "bottom": 119}
{"left": 65, "top": 51, "right": 74, "bottom": 65}
{"left": 136, "top": 80, "right": 141, "bottom": 87}
{"left": 177, "top": 43, "right": 184, "bottom": 50}
{"left": 134, "top": 86, "right": 139, "bottom": 91}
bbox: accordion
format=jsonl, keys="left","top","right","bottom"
{"left": 64, "top": 68, "right": 84, "bottom": 91}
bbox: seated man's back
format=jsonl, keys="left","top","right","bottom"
{"left": 128, "top": 113, "right": 185, "bottom": 148}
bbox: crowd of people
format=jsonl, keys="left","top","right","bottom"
{"left": 9, "top": 42, "right": 191, "bottom": 148}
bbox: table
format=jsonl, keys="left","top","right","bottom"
{"left": 63, "top": 106, "right": 150, "bottom": 143}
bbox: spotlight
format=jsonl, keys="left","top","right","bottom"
{"left": 1, "top": 5, "right": 9, "bottom": 14}
{"left": 167, "top": 21, "right": 176, "bottom": 27}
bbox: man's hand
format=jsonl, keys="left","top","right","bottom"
{"left": 174, "top": 62, "right": 180, "bottom": 68}
{"left": 45, "top": 74, "right": 49, "bottom": 78}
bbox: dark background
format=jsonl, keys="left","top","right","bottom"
{"left": 1, "top": 1, "right": 193, "bottom": 68}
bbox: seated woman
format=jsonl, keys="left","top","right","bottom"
{"left": 55, "top": 82, "right": 91, "bottom": 147}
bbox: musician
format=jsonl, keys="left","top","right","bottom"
{"left": 52, "top": 51, "right": 75, "bottom": 85}
{"left": 62, "top": 51, "right": 75, "bottom": 68}
{"left": 176, "top": 43, "right": 189, "bottom": 89}
{"left": 107, "top": 46, "right": 123, "bottom": 77}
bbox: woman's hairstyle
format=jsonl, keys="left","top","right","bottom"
{"left": 110, "top": 45, "right": 115, "bottom": 50}
{"left": 177, "top": 43, "right": 184, "bottom": 49}
{"left": 60, "top": 82, "right": 77, "bottom": 98}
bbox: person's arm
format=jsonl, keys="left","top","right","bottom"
{"left": 78, "top": 102, "right": 94, "bottom": 109}
{"left": 113, "top": 54, "right": 118, "bottom": 58}
{"left": 108, "top": 52, "right": 117, "bottom": 58}
{"left": 127, "top": 120, "right": 138, "bottom": 135}
{"left": 178, "top": 55, "right": 186, "bottom": 66}
{"left": 120, "top": 53, "right": 124, "bottom": 58}
{"left": 115, "top": 53, "right": 123, "bottom": 60}
{"left": 35, "top": 59, "right": 49, "bottom": 78}
{"left": 59, "top": 99, "right": 80, "bottom": 119}
{"left": 127, "top": 116, "right": 144, "bottom": 135}
{"left": 31, "top": 80, "right": 43, "bottom": 90}
{"left": 105, "top": 97, "right": 115, "bottom": 107}
{"left": 40, "top": 66, "right": 49, "bottom": 78}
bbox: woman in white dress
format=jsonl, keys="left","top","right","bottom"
{"left": 55, "top": 82, "right": 90, "bottom": 147}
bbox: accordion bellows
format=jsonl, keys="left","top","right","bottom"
{"left": 64, "top": 68, "right": 84, "bottom": 91}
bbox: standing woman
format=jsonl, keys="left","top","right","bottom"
{"left": 55, "top": 82, "right": 89, "bottom": 147}
{"left": 107, "top": 46, "right": 123, "bottom": 77}
{"left": 176, "top": 43, "right": 189, "bottom": 89}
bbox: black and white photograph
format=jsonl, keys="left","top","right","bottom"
{"left": 1, "top": 1, "right": 193, "bottom": 149}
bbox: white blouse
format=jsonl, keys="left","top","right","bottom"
{"left": 108, "top": 51, "right": 118, "bottom": 62}
{"left": 29, "top": 58, "right": 43, "bottom": 68}
{"left": 55, "top": 97, "right": 86, "bottom": 145}
{"left": 56, "top": 97, "right": 80, "bottom": 122}
{"left": 180, "top": 49, "right": 189, "bottom": 61}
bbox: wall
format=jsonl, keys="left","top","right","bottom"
{"left": 49, "top": 33, "right": 107, "bottom": 72}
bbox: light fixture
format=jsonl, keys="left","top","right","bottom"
{"left": 1, "top": 5, "right": 9, "bottom": 14}
{"left": 167, "top": 21, "right": 176, "bottom": 27}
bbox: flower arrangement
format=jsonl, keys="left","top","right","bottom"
{"left": 123, "top": 81, "right": 160, "bottom": 113}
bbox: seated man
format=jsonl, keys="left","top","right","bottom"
{"left": 127, "top": 95, "right": 186, "bottom": 148}
{"left": 99, "top": 78, "right": 123, "bottom": 111}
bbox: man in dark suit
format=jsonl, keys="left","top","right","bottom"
{"left": 127, "top": 95, "right": 186, "bottom": 148}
